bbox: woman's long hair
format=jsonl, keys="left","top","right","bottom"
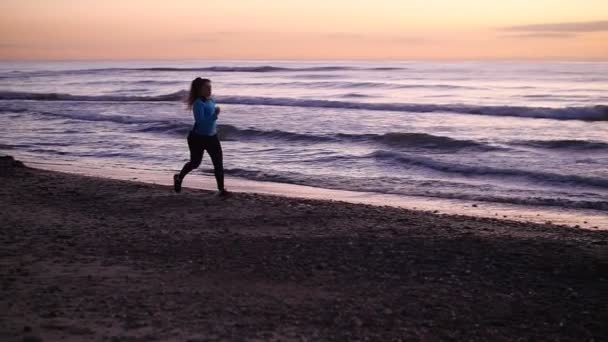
{"left": 187, "top": 77, "right": 210, "bottom": 109}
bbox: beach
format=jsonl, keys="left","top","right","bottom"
{"left": 2, "top": 61, "right": 607, "bottom": 222}
{"left": 1, "top": 155, "right": 607, "bottom": 341}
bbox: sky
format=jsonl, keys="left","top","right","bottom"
{"left": 0, "top": 0, "right": 607, "bottom": 60}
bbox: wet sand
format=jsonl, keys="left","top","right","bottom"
{"left": 1, "top": 155, "right": 607, "bottom": 341}
{"left": 18, "top": 157, "right": 608, "bottom": 229}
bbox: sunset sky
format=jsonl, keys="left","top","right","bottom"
{"left": 1, "top": 0, "right": 607, "bottom": 60}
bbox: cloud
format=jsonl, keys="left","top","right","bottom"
{"left": 502, "top": 32, "right": 578, "bottom": 39}
{"left": 500, "top": 20, "right": 608, "bottom": 33}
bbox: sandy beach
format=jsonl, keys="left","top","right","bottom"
{"left": 1, "top": 155, "right": 607, "bottom": 341}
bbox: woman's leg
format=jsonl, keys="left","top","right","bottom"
{"left": 178, "top": 133, "right": 204, "bottom": 180}
{"left": 206, "top": 135, "right": 225, "bottom": 191}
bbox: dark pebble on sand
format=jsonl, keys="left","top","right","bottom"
{"left": 352, "top": 317, "right": 364, "bottom": 327}
{"left": 22, "top": 335, "right": 43, "bottom": 342}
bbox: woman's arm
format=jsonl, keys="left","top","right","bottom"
{"left": 193, "top": 100, "right": 218, "bottom": 124}
{"left": 193, "top": 101, "right": 207, "bottom": 123}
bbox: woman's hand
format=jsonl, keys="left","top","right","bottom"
{"left": 215, "top": 106, "right": 221, "bottom": 116}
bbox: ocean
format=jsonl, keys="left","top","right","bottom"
{"left": 1, "top": 60, "right": 607, "bottom": 223}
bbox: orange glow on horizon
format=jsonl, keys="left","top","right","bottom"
{"left": 0, "top": 0, "right": 607, "bottom": 60}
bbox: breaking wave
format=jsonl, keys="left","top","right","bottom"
{"left": 2, "top": 91, "right": 607, "bottom": 121}
{"left": 370, "top": 150, "right": 608, "bottom": 189}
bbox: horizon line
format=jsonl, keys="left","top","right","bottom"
{"left": 1, "top": 57, "right": 607, "bottom": 63}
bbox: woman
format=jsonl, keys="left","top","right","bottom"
{"left": 174, "top": 77, "right": 228, "bottom": 196}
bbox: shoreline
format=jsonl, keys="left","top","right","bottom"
{"left": 1, "top": 155, "right": 608, "bottom": 340}
{"left": 17, "top": 156, "right": 608, "bottom": 230}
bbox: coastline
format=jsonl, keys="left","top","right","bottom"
{"left": 1, "top": 155, "right": 607, "bottom": 340}
{"left": 17, "top": 156, "right": 608, "bottom": 230}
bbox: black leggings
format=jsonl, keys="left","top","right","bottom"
{"left": 179, "top": 132, "right": 224, "bottom": 191}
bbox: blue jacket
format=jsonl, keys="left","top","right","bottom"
{"left": 192, "top": 98, "right": 217, "bottom": 136}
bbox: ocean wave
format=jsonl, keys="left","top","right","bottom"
{"left": 218, "top": 125, "right": 335, "bottom": 143}
{"left": 292, "top": 74, "right": 343, "bottom": 79}
{"left": 223, "top": 167, "right": 608, "bottom": 211}
{"left": 2, "top": 91, "right": 606, "bottom": 121}
{"left": 239, "top": 80, "right": 481, "bottom": 90}
{"left": 136, "top": 122, "right": 192, "bottom": 135}
{"left": 223, "top": 168, "right": 297, "bottom": 184}
{"left": 368, "top": 67, "right": 405, "bottom": 71}
{"left": 2, "top": 106, "right": 497, "bottom": 151}
{"left": 140, "top": 122, "right": 490, "bottom": 150}
{"left": 370, "top": 150, "right": 608, "bottom": 189}
{"left": 341, "top": 93, "right": 373, "bottom": 98}
{"left": 131, "top": 66, "right": 357, "bottom": 72}
{"left": 512, "top": 139, "right": 608, "bottom": 150}
{"left": 64, "top": 79, "right": 182, "bottom": 86}
{"left": 3, "top": 106, "right": 607, "bottom": 153}
{"left": 219, "top": 96, "right": 608, "bottom": 121}
{"left": 0, "top": 90, "right": 188, "bottom": 102}
{"left": 13, "top": 105, "right": 605, "bottom": 153}
{"left": 27, "top": 109, "right": 163, "bottom": 125}
{"left": 138, "top": 123, "right": 335, "bottom": 143}
{"left": 5, "top": 65, "right": 406, "bottom": 77}
{"left": 338, "top": 132, "right": 494, "bottom": 150}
